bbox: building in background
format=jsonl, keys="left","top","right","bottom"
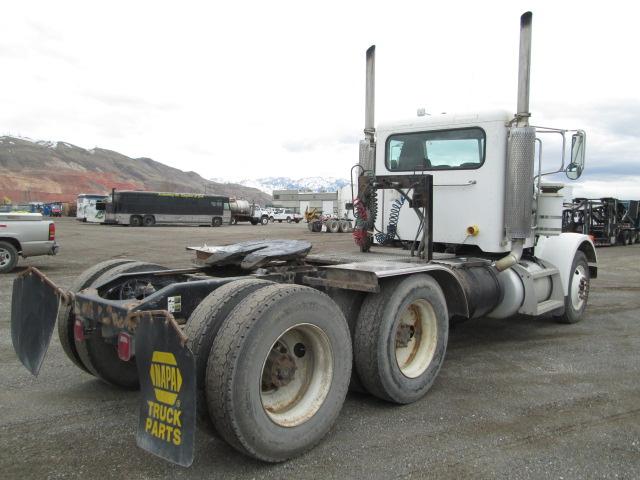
{"left": 270, "top": 188, "right": 356, "bottom": 219}
{"left": 271, "top": 190, "right": 338, "bottom": 215}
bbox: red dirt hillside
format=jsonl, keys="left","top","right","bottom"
{"left": 0, "top": 136, "right": 271, "bottom": 205}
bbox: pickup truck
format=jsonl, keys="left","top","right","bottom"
{"left": 269, "top": 208, "right": 303, "bottom": 223}
{"left": 0, "top": 213, "right": 59, "bottom": 273}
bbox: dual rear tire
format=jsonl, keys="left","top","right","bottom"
{"left": 354, "top": 274, "right": 449, "bottom": 403}
{"left": 58, "top": 260, "right": 167, "bottom": 388}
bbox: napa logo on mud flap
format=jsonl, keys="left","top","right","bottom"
{"left": 144, "top": 351, "right": 184, "bottom": 446}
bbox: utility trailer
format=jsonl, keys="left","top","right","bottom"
{"left": 11, "top": 12, "right": 597, "bottom": 467}
{"left": 563, "top": 197, "right": 640, "bottom": 246}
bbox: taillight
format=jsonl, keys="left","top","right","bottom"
{"left": 74, "top": 319, "right": 85, "bottom": 342}
{"left": 117, "top": 332, "right": 133, "bottom": 361}
{"left": 48, "top": 223, "right": 55, "bottom": 241}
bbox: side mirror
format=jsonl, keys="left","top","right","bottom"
{"left": 566, "top": 130, "right": 586, "bottom": 180}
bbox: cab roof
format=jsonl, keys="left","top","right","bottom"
{"left": 377, "top": 109, "right": 513, "bottom": 132}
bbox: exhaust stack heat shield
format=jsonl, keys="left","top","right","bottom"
{"left": 504, "top": 126, "right": 536, "bottom": 240}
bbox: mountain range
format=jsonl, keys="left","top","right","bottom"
{"left": 212, "top": 176, "right": 351, "bottom": 195}
{"left": 0, "top": 136, "right": 271, "bottom": 205}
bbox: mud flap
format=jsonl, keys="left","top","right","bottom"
{"left": 11, "top": 268, "right": 61, "bottom": 376}
{"left": 135, "top": 312, "right": 196, "bottom": 467}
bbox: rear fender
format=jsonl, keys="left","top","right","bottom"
{"left": 535, "top": 233, "right": 597, "bottom": 295}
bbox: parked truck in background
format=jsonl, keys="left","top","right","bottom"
{"left": 0, "top": 212, "right": 58, "bottom": 273}
{"left": 270, "top": 208, "right": 303, "bottom": 223}
{"left": 229, "top": 198, "right": 269, "bottom": 225}
{"left": 10, "top": 12, "right": 598, "bottom": 468}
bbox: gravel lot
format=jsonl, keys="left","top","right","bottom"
{"left": 1, "top": 218, "right": 639, "bottom": 479}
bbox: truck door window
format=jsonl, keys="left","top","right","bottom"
{"left": 386, "top": 127, "right": 485, "bottom": 171}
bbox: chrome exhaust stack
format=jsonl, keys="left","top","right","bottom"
{"left": 516, "top": 12, "right": 533, "bottom": 126}
{"left": 497, "top": 11, "right": 536, "bottom": 271}
{"left": 359, "top": 45, "right": 376, "bottom": 173}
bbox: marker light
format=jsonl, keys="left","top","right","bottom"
{"left": 117, "top": 332, "right": 133, "bottom": 362}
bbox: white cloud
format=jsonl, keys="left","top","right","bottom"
{"left": 572, "top": 177, "right": 640, "bottom": 200}
{"left": 0, "top": 0, "right": 638, "bottom": 189}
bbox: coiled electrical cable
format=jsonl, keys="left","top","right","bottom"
{"left": 375, "top": 195, "right": 406, "bottom": 244}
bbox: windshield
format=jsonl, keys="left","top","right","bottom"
{"left": 386, "top": 127, "right": 485, "bottom": 171}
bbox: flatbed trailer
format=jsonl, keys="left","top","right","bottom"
{"left": 563, "top": 197, "right": 640, "bottom": 246}
{"left": 10, "top": 11, "right": 597, "bottom": 468}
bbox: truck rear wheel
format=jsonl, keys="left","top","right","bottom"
{"left": 206, "top": 284, "right": 351, "bottom": 462}
{"left": 143, "top": 215, "right": 155, "bottom": 227}
{"left": 354, "top": 274, "right": 448, "bottom": 404}
{"left": 212, "top": 217, "right": 222, "bottom": 227}
{"left": 130, "top": 215, "right": 143, "bottom": 227}
{"left": 57, "top": 259, "right": 135, "bottom": 374}
{"left": 75, "top": 261, "right": 168, "bottom": 389}
{"left": 184, "top": 278, "right": 274, "bottom": 430}
{"left": 0, "top": 241, "right": 19, "bottom": 273}
{"left": 327, "top": 288, "right": 366, "bottom": 393}
{"left": 554, "top": 251, "right": 590, "bottom": 324}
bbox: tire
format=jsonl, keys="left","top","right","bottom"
{"left": 269, "top": 216, "right": 274, "bottom": 223}
{"left": 312, "top": 221, "right": 322, "bottom": 233}
{"left": 328, "top": 219, "right": 340, "bottom": 233}
{"left": 286, "top": 217, "right": 292, "bottom": 223}
{"left": 0, "top": 241, "right": 19, "bottom": 273}
{"left": 75, "top": 261, "right": 168, "bottom": 389}
{"left": 338, "top": 220, "right": 351, "bottom": 233}
{"left": 130, "top": 215, "right": 143, "bottom": 227}
{"left": 230, "top": 217, "right": 238, "bottom": 225}
{"left": 57, "top": 259, "right": 135, "bottom": 374}
{"left": 184, "top": 279, "right": 274, "bottom": 431}
{"left": 261, "top": 216, "right": 269, "bottom": 225}
{"left": 206, "top": 284, "right": 352, "bottom": 462}
{"left": 143, "top": 215, "right": 155, "bottom": 227}
{"left": 307, "top": 222, "right": 314, "bottom": 232}
{"left": 212, "top": 217, "right": 222, "bottom": 227}
{"left": 294, "top": 219, "right": 300, "bottom": 223}
{"left": 354, "top": 274, "right": 449, "bottom": 404}
{"left": 327, "top": 288, "right": 366, "bottom": 393}
{"left": 554, "top": 251, "right": 590, "bottom": 324}
{"left": 622, "top": 231, "right": 630, "bottom": 246}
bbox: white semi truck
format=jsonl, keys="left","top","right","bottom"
{"left": 11, "top": 12, "right": 595, "bottom": 467}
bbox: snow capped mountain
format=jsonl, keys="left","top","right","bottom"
{"left": 212, "top": 176, "right": 350, "bottom": 195}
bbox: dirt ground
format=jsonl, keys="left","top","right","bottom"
{"left": 1, "top": 218, "right": 639, "bottom": 479}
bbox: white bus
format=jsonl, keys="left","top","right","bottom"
{"left": 77, "top": 193, "right": 109, "bottom": 223}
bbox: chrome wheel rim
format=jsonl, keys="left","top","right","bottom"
{"left": 395, "top": 299, "right": 438, "bottom": 378}
{"left": 570, "top": 264, "right": 588, "bottom": 311}
{"left": 260, "top": 323, "right": 333, "bottom": 427}
{"left": 0, "top": 248, "right": 11, "bottom": 267}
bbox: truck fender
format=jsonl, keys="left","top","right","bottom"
{"left": 0, "top": 236, "right": 22, "bottom": 253}
{"left": 534, "top": 233, "right": 597, "bottom": 296}
{"left": 424, "top": 270, "right": 470, "bottom": 319}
